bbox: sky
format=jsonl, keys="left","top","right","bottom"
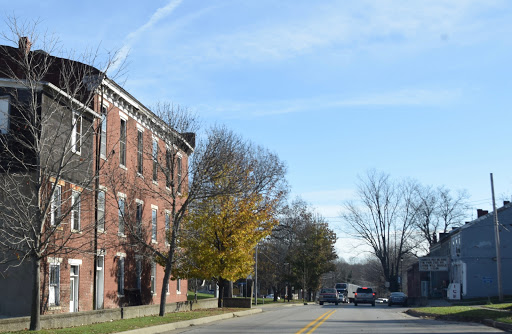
{"left": 2, "top": 0, "right": 512, "bottom": 262}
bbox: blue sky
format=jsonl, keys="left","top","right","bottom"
{"left": 2, "top": 1, "right": 512, "bottom": 260}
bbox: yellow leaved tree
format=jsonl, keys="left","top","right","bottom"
{"left": 175, "top": 173, "right": 281, "bottom": 307}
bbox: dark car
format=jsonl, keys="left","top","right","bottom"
{"left": 388, "top": 292, "right": 408, "bottom": 306}
{"left": 318, "top": 288, "right": 339, "bottom": 305}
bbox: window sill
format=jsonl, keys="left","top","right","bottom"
{"left": 48, "top": 306, "right": 61, "bottom": 310}
{"left": 152, "top": 180, "right": 158, "bottom": 186}
{"left": 97, "top": 229, "right": 106, "bottom": 234}
{"left": 118, "top": 233, "right": 126, "bottom": 238}
{"left": 117, "top": 294, "right": 125, "bottom": 298}
{"left": 119, "top": 164, "right": 127, "bottom": 170}
{"left": 71, "top": 229, "right": 82, "bottom": 234}
{"left": 137, "top": 172, "right": 144, "bottom": 179}
{"left": 152, "top": 240, "right": 158, "bottom": 245}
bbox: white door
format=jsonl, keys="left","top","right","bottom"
{"left": 70, "top": 265, "right": 79, "bottom": 312}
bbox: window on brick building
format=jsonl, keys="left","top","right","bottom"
{"left": 100, "top": 107, "right": 107, "bottom": 159}
{"left": 71, "top": 190, "right": 80, "bottom": 231}
{"left": 165, "top": 212, "right": 170, "bottom": 243}
{"left": 151, "top": 261, "right": 156, "bottom": 295}
{"left": 152, "top": 208, "right": 157, "bottom": 242}
{"left": 136, "top": 201, "right": 143, "bottom": 237}
{"left": 71, "top": 113, "right": 82, "bottom": 154}
{"left": 50, "top": 185, "right": 61, "bottom": 226}
{"left": 97, "top": 190, "right": 105, "bottom": 231}
{"left": 118, "top": 257, "right": 125, "bottom": 295}
{"left": 152, "top": 138, "right": 158, "bottom": 182}
{"left": 177, "top": 155, "right": 182, "bottom": 193}
{"left": 137, "top": 130, "right": 143, "bottom": 174}
{"left": 49, "top": 263, "right": 60, "bottom": 306}
{"left": 118, "top": 197, "right": 125, "bottom": 235}
{"left": 120, "top": 118, "right": 126, "bottom": 166}
{"left": 0, "top": 96, "right": 10, "bottom": 134}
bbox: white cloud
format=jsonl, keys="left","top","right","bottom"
{"left": 167, "top": 0, "right": 510, "bottom": 65}
{"left": 195, "top": 87, "right": 461, "bottom": 119}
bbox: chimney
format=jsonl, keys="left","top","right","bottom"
{"left": 18, "top": 37, "right": 32, "bottom": 55}
{"left": 504, "top": 201, "right": 510, "bottom": 206}
{"left": 477, "top": 209, "right": 488, "bottom": 218}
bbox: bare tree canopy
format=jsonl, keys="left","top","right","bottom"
{"left": 413, "top": 185, "right": 469, "bottom": 250}
{"left": 342, "top": 170, "right": 416, "bottom": 292}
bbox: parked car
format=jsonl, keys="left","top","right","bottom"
{"left": 318, "top": 288, "right": 339, "bottom": 305}
{"left": 354, "top": 287, "right": 376, "bottom": 306}
{"left": 266, "top": 293, "right": 280, "bottom": 300}
{"left": 388, "top": 292, "right": 408, "bottom": 306}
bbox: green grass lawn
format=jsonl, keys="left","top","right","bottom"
{"left": 6, "top": 309, "right": 241, "bottom": 334}
{"left": 187, "top": 291, "right": 216, "bottom": 300}
{"left": 483, "top": 303, "right": 512, "bottom": 310}
{"left": 411, "top": 305, "right": 512, "bottom": 324}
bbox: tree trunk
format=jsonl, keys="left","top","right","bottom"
{"left": 217, "top": 278, "right": 225, "bottom": 308}
{"left": 29, "top": 256, "right": 41, "bottom": 331}
{"left": 159, "top": 259, "right": 172, "bottom": 316}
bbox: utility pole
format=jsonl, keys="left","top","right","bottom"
{"left": 490, "top": 173, "right": 504, "bottom": 302}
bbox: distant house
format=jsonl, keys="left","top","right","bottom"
{"left": 408, "top": 203, "right": 512, "bottom": 300}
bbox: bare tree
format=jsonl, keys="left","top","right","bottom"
{"left": 413, "top": 185, "right": 470, "bottom": 250}
{"left": 0, "top": 18, "right": 119, "bottom": 330}
{"left": 342, "top": 170, "right": 417, "bottom": 292}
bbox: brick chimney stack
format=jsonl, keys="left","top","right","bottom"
{"left": 18, "top": 37, "right": 32, "bottom": 55}
{"left": 477, "top": 209, "right": 488, "bottom": 218}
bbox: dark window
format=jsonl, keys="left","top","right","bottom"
{"left": 137, "top": 130, "right": 143, "bottom": 174}
{"left": 118, "top": 198, "right": 125, "bottom": 235}
{"left": 118, "top": 257, "right": 125, "bottom": 295}
{"left": 120, "top": 118, "right": 126, "bottom": 166}
{"left": 177, "top": 156, "right": 182, "bottom": 193}
{"left": 71, "top": 190, "right": 80, "bottom": 231}
{"left": 152, "top": 139, "right": 158, "bottom": 181}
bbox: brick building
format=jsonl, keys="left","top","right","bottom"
{"left": 0, "top": 39, "right": 193, "bottom": 317}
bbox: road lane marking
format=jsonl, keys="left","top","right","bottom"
{"left": 306, "top": 310, "right": 336, "bottom": 334}
{"left": 295, "top": 309, "right": 337, "bottom": 334}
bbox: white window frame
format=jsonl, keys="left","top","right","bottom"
{"left": 71, "top": 112, "right": 82, "bottom": 154}
{"left": 177, "top": 278, "right": 181, "bottom": 294}
{"left": 0, "top": 96, "right": 10, "bottom": 134}
{"left": 71, "top": 190, "right": 80, "bottom": 231}
{"left": 50, "top": 184, "right": 62, "bottom": 226}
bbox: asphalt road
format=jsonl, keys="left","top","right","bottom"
{"left": 163, "top": 303, "right": 505, "bottom": 334}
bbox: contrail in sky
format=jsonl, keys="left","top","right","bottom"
{"left": 111, "top": 0, "right": 183, "bottom": 71}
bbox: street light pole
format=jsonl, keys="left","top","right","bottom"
{"left": 490, "top": 173, "right": 504, "bottom": 302}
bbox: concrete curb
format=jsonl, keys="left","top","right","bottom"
{"left": 116, "top": 309, "right": 262, "bottom": 334}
